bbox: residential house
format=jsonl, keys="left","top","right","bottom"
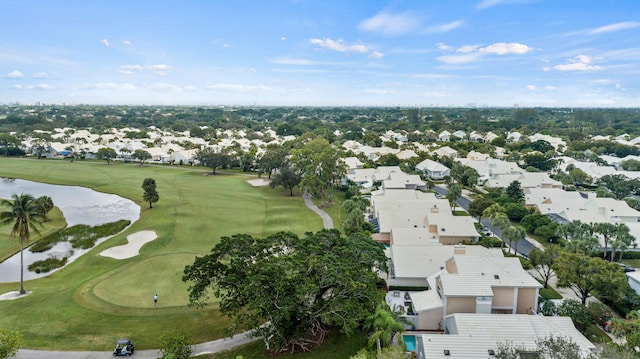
{"left": 485, "top": 131, "right": 499, "bottom": 143}
{"left": 438, "top": 130, "right": 451, "bottom": 142}
{"left": 451, "top": 130, "right": 467, "bottom": 142}
{"left": 526, "top": 187, "right": 640, "bottom": 246}
{"left": 385, "top": 239, "right": 502, "bottom": 288}
{"left": 627, "top": 271, "right": 640, "bottom": 296}
{"left": 342, "top": 156, "right": 364, "bottom": 170}
{"left": 529, "top": 133, "right": 566, "bottom": 151}
{"left": 371, "top": 189, "right": 478, "bottom": 241}
{"left": 433, "top": 146, "right": 458, "bottom": 159}
{"left": 506, "top": 131, "right": 522, "bottom": 143}
{"left": 393, "top": 254, "right": 541, "bottom": 331}
{"left": 468, "top": 131, "right": 484, "bottom": 142}
{"left": 413, "top": 313, "right": 596, "bottom": 359}
{"left": 415, "top": 159, "right": 450, "bottom": 180}
{"left": 483, "top": 172, "right": 563, "bottom": 190}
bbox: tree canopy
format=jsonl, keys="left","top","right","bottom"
{"left": 182, "top": 229, "right": 387, "bottom": 352}
{"left": 554, "top": 252, "right": 628, "bottom": 305}
{"left": 96, "top": 147, "right": 117, "bottom": 165}
{"left": 142, "top": 178, "right": 159, "bottom": 208}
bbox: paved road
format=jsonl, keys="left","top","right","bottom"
{"left": 15, "top": 331, "right": 255, "bottom": 359}
{"left": 303, "top": 194, "right": 334, "bottom": 229}
{"left": 434, "top": 186, "right": 538, "bottom": 256}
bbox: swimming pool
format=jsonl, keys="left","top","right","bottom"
{"left": 404, "top": 335, "right": 417, "bottom": 351}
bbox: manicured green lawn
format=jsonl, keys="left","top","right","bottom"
{"left": 0, "top": 158, "right": 323, "bottom": 350}
{"left": 622, "top": 259, "right": 640, "bottom": 268}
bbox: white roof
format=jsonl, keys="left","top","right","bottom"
{"left": 418, "top": 314, "right": 596, "bottom": 359}
{"left": 440, "top": 256, "right": 541, "bottom": 297}
{"left": 455, "top": 157, "right": 521, "bottom": 177}
{"left": 483, "top": 172, "right": 562, "bottom": 189}
{"left": 415, "top": 159, "right": 449, "bottom": 172}
{"left": 390, "top": 246, "right": 503, "bottom": 280}
{"left": 410, "top": 290, "right": 443, "bottom": 313}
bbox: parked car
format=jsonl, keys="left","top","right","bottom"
{"left": 113, "top": 339, "right": 134, "bottom": 356}
{"left": 619, "top": 263, "right": 636, "bottom": 273}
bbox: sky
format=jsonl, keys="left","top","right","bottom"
{"left": 1, "top": 0, "right": 639, "bottom": 107}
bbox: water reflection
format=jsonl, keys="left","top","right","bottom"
{"left": 0, "top": 178, "right": 140, "bottom": 282}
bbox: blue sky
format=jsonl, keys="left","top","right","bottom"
{"left": 1, "top": 0, "right": 639, "bottom": 107}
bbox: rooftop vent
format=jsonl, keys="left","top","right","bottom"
{"left": 494, "top": 275, "right": 500, "bottom": 280}
{"left": 488, "top": 349, "right": 496, "bottom": 356}
{"left": 444, "top": 349, "right": 450, "bottom": 356}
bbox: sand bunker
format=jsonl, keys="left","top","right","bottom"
{"left": 0, "top": 290, "right": 31, "bottom": 301}
{"left": 100, "top": 230, "right": 158, "bottom": 260}
{"left": 247, "top": 178, "right": 270, "bottom": 187}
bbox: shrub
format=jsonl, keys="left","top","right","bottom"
{"left": 159, "top": 332, "right": 192, "bottom": 359}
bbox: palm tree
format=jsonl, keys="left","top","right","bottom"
{"left": 611, "top": 224, "right": 632, "bottom": 262}
{"left": 445, "top": 183, "right": 462, "bottom": 211}
{"left": 502, "top": 226, "right": 526, "bottom": 255}
{"left": 595, "top": 222, "right": 617, "bottom": 260}
{"left": 0, "top": 193, "right": 44, "bottom": 294}
{"left": 365, "top": 305, "right": 408, "bottom": 355}
{"left": 482, "top": 203, "right": 505, "bottom": 222}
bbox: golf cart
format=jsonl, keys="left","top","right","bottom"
{"left": 113, "top": 339, "right": 135, "bottom": 356}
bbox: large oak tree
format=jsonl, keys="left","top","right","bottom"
{"left": 182, "top": 229, "right": 387, "bottom": 352}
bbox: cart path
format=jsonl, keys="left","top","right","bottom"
{"left": 14, "top": 330, "right": 255, "bottom": 359}
{"left": 303, "top": 194, "right": 334, "bottom": 229}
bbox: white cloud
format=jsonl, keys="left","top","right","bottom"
{"left": 206, "top": 84, "right": 272, "bottom": 93}
{"left": 363, "top": 89, "right": 394, "bottom": 95}
{"left": 309, "top": 38, "right": 369, "bottom": 54}
{"left": 270, "top": 57, "right": 314, "bottom": 65}
{"left": 27, "top": 84, "right": 53, "bottom": 90}
{"left": 32, "top": 72, "right": 49, "bottom": 78}
{"left": 526, "top": 85, "right": 537, "bottom": 91}
{"left": 7, "top": 70, "right": 24, "bottom": 78}
{"left": 476, "top": 0, "right": 529, "bottom": 10}
{"left": 436, "top": 52, "right": 484, "bottom": 64}
{"left": 425, "top": 20, "right": 464, "bottom": 34}
{"left": 358, "top": 11, "right": 421, "bottom": 36}
{"left": 369, "top": 51, "right": 384, "bottom": 59}
{"left": 122, "top": 40, "right": 132, "bottom": 45}
{"left": 436, "top": 42, "right": 531, "bottom": 64}
{"left": 479, "top": 42, "right": 532, "bottom": 55}
{"left": 281, "top": 36, "right": 287, "bottom": 41}
{"left": 184, "top": 85, "right": 198, "bottom": 92}
{"left": 76, "top": 82, "right": 137, "bottom": 91}
{"left": 437, "top": 43, "right": 453, "bottom": 51}
{"left": 457, "top": 45, "right": 480, "bottom": 53}
{"left": 119, "top": 64, "right": 173, "bottom": 75}
{"left": 145, "top": 82, "right": 184, "bottom": 92}
{"left": 587, "top": 21, "right": 640, "bottom": 35}
{"left": 553, "top": 55, "right": 603, "bottom": 71}
{"left": 544, "top": 86, "right": 557, "bottom": 91}
{"left": 101, "top": 39, "right": 110, "bottom": 47}
{"left": 14, "top": 83, "right": 54, "bottom": 90}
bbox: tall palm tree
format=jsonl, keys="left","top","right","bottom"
{"left": 0, "top": 193, "right": 44, "bottom": 294}
{"left": 594, "top": 222, "right": 617, "bottom": 259}
{"left": 503, "top": 226, "right": 526, "bottom": 255}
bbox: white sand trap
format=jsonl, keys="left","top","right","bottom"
{"left": 247, "top": 178, "right": 270, "bottom": 187}
{"left": 0, "top": 290, "right": 31, "bottom": 301}
{"left": 100, "top": 230, "right": 158, "bottom": 260}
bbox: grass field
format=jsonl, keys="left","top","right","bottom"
{"left": 0, "top": 207, "right": 67, "bottom": 262}
{"left": 0, "top": 158, "right": 325, "bottom": 350}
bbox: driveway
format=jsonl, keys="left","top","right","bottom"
{"left": 434, "top": 185, "right": 539, "bottom": 256}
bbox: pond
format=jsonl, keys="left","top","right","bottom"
{"left": 0, "top": 178, "right": 140, "bottom": 282}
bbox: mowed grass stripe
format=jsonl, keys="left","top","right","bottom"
{"left": 0, "top": 158, "right": 322, "bottom": 350}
